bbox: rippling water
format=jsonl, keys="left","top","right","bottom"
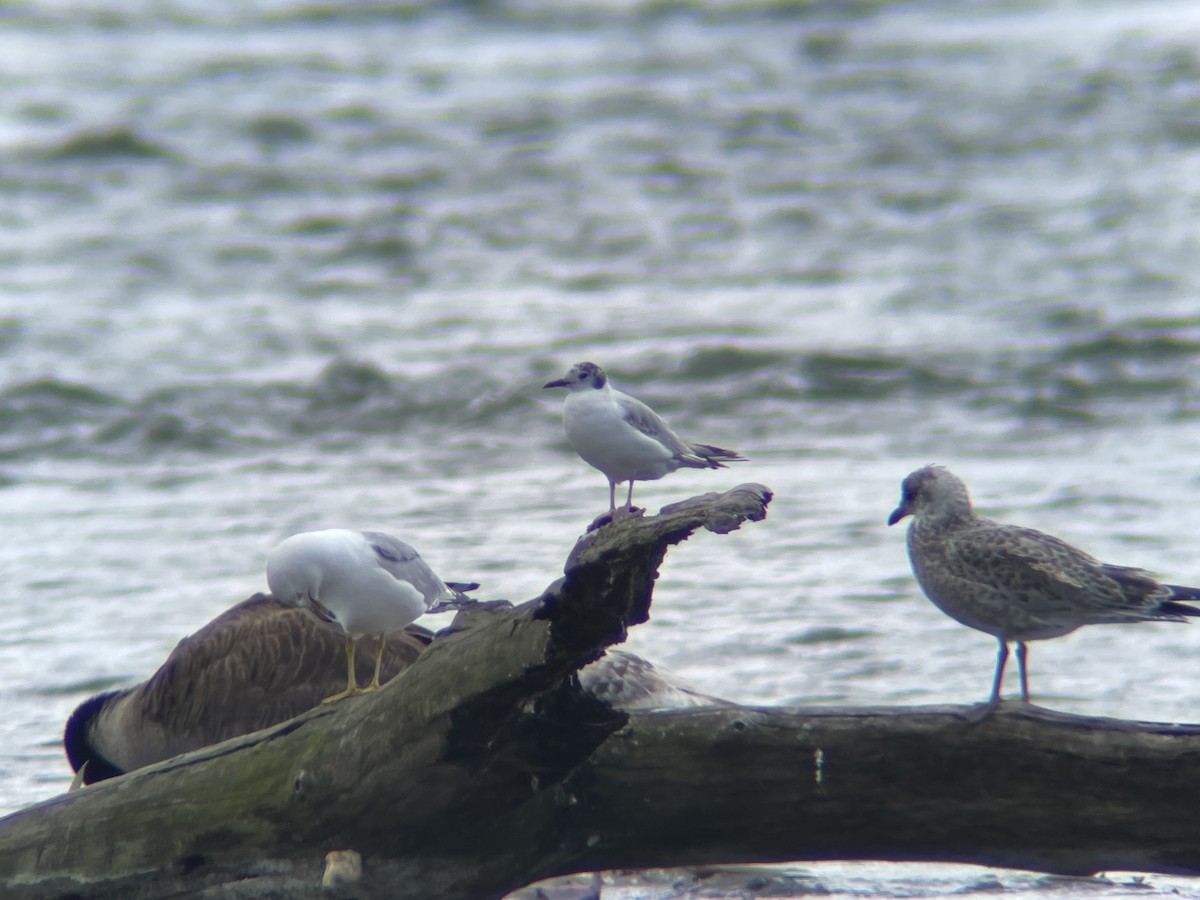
{"left": 4, "top": 0, "right": 1200, "bottom": 895}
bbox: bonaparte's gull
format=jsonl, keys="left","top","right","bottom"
{"left": 888, "top": 465, "right": 1200, "bottom": 705}
{"left": 544, "top": 361, "right": 746, "bottom": 512}
{"left": 267, "top": 529, "right": 476, "bottom": 702}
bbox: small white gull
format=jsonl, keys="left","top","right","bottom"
{"left": 888, "top": 465, "right": 1200, "bottom": 706}
{"left": 543, "top": 361, "right": 746, "bottom": 512}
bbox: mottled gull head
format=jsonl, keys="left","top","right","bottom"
{"left": 887, "top": 464, "right": 972, "bottom": 526}
{"left": 543, "top": 361, "right": 607, "bottom": 391}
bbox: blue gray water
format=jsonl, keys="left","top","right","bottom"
{"left": 3, "top": 0, "right": 1200, "bottom": 895}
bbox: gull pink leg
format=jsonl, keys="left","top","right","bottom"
{"left": 1016, "top": 641, "right": 1031, "bottom": 702}
{"left": 988, "top": 638, "right": 1009, "bottom": 706}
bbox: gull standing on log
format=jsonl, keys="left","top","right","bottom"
{"left": 887, "top": 465, "right": 1200, "bottom": 706}
{"left": 543, "top": 361, "right": 746, "bottom": 512}
{"left": 267, "top": 529, "right": 476, "bottom": 702}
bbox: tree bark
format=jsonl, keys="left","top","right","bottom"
{"left": 2, "top": 482, "right": 1198, "bottom": 899}
{"left": 560, "top": 703, "right": 1200, "bottom": 878}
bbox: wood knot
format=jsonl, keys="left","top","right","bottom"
{"left": 293, "top": 769, "right": 313, "bottom": 796}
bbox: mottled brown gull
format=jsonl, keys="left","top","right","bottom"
{"left": 887, "top": 465, "right": 1200, "bottom": 705}
{"left": 544, "top": 361, "right": 746, "bottom": 513}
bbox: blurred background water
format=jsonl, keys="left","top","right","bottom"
{"left": 3, "top": 0, "right": 1200, "bottom": 895}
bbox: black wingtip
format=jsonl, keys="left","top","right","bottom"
{"left": 690, "top": 443, "right": 747, "bottom": 468}
{"left": 1164, "top": 583, "right": 1200, "bottom": 605}
{"left": 1159, "top": 597, "right": 1200, "bottom": 618}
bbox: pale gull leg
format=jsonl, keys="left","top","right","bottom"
{"left": 322, "top": 636, "right": 361, "bottom": 703}
{"left": 988, "top": 638, "right": 1009, "bottom": 706}
{"left": 362, "top": 637, "right": 385, "bottom": 692}
{"left": 625, "top": 480, "right": 635, "bottom": 510}
{"left": 1016, "top": 641, "right": 1030, "bottom": 703}
{"left": 608, "top": 480, "right": 617, "bottom": 512}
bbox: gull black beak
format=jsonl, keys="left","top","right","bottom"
{"left": 887, "top": 502, "right": 911, "bottom": 527}
{"left": 308, "top": 594, "right": 338, "bottom": 624}
{"left": 543, "top": 378, "right": 568, "bottom": 389}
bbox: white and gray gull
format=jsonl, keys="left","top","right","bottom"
{"left": 543, "top": 361, "right": 746, "bottom": 512}
{"left": 266, "top": 528, "right": 477, "bottom": 702}
{"left": 887, "top": 465, "right": 1200, "bottom": 706}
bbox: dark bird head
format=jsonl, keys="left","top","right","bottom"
{"left": 64, "top": 691, "right": 127, "bottom": 785}
{"left": 888, "top": 464, "right": 970, "bottom": 526}
{"left": 543, "top": 361, "right": 607, "bottom": 391}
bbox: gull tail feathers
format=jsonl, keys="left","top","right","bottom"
{"left": 1157, "top": 600, "right": 1200, "bottom": 619}
{"left": 1163, "top": 582, "right": 1200, "bottom": 604}
{"left": 1099, "top": 564, "right": 1200, "bottom": 616}
{"left": 683, "top": 441, "right": 748, "bottom": 469}
{"left": 1159, "top": 583, "right": 1200, "bottom": 618}
{"left": 428, "top": 580, "right": 481, "bottom": 613}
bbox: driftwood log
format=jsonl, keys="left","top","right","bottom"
{"left": 2, "top": 482, "right": 1199, "bottom": 899}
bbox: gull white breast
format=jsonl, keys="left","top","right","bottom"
{"left": 267, "top": 528, "right": 475, "bottom": 702}
{"left": 544, "top": 361, "right": 746, "bottom": 513}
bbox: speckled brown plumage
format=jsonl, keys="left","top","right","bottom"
{"left": 65, "top": 593, "right": 431, "bottom": 784}
{"left": 888, "top": 465, "right": 1200, "bottom": 705}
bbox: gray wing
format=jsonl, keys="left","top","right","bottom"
{"left": 579, "top": 650, "right": 730, "bottom": 710}
{"left": 615, "top": 392, "right": 703, "bottom": 461}
{"left": 363, "top": 531, "right": 452, "bottom": 604}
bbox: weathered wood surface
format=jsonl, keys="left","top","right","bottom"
{"left": 563, "top": 702, "right": 1200, "bottom": 878}
{"left": 0, "top": 485, "right": 770, "bottom": 898}
{"left": 3, "top": 481, "right": 1199, "bottom": 899}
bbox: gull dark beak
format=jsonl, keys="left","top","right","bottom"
{"left": 308, "top": 594, "right": 337, "bottom": 624}
{"left": 887, "top": 502, "right": 911, "bottom": 526}
{"left": 543, "top": 378, "right": 568, "bottom": 389}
